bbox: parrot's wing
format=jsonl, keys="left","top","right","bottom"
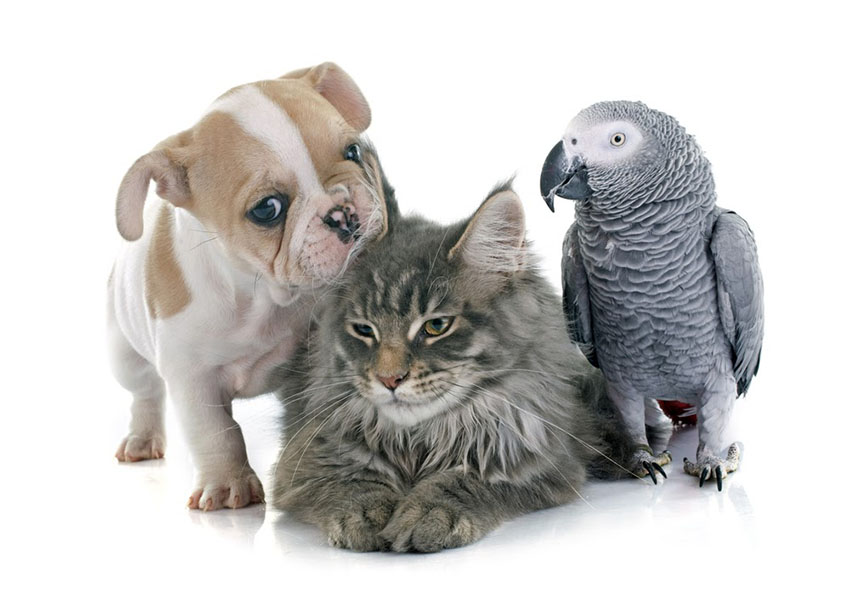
{"left": 562, "top": 224, "right": 597, "bottom": 367}
{"left": 710, "top": 211, "right": 764, "bottom": 396}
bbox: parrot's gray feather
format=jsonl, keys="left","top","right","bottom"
{"left": 541, "top": 100, "right": 764, "bottom": 478}
{"left": 710, "top": 211, "right": 764, "bottom": 396}
{"left": 561, "top": 224, "right": 597, "bottom": 367}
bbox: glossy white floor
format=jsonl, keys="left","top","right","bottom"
{"left": 10, "top": 376, "right": 839, "bottom": 600}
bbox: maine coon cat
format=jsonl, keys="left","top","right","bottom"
{"left": 271, "top": 184, "right": 631, "bottom": 552}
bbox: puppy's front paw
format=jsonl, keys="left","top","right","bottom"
{"left": 115, "top": 433, "right": 165, "bottom": 462}
{"left": 188, "top": 471, "right": 265, "bottom": 511}
{"left": 381, "top": 498, "right": 485, "bottom": 553}
{"left": 321, "top": 489, "right": 399, "bottom": 552}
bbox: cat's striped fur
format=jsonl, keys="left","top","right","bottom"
{"left": 271, "top": 183, "right": 631, "bottom": 552}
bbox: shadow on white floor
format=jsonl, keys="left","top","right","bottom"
{"left": 11, "top": 391, "right": 839, "bottom": 600}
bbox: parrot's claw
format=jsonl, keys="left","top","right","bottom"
{"left": 683, "top": 442, "right": 741, "bottom": 491}
{"left": 631, "top": 448, "right": 672, "bottom": 484}
{"left": 641, "top": 461, "right": 667, "bottom": 484}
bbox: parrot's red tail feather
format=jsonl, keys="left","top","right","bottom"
{"left": 658, "top": 400, "right": 697, "bottom": 426}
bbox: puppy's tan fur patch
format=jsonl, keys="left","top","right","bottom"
{"left": 109, "top": 63, "right": 388, "bottom": 511}
{"left": 145, "top": 204, "right": 191, "bottom": 318}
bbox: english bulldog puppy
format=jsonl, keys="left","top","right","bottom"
{"left": 108, "top": 63, "right": 392, "bottom": 510}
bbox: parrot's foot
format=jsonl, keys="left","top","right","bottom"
{"left": 683, "top": 442, "right": 742, "bottom": 491}
{"left": 630, "top": 447, "right": 672, "bottom": 484}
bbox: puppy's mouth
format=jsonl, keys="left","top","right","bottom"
{"left": 322, "top": 204, "right": 361, "bottom": 243}
{"left": 288, "top": 181, "right": 383, "bottom": 282}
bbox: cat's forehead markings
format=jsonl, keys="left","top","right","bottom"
{"left": 371, "top": 271, "right": 386, "bottom": 297}
{"left": 393, "top": 271, "right": 414, "bottom": 301}
{"left": 388, "top": 271, "right": 416, "bottom": 315}
{"left": 425, "top": 292, "right": 446, "bottom": 315}
{"left": 206, "top": 84, "right": 323, "bottom": 196}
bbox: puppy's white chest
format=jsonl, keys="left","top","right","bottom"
{"left": 216, "top": 295, "right": 308, "bottom": 399}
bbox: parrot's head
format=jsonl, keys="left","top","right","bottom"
{"left": 540, "top": 101, "right": 708, "bottom": 212}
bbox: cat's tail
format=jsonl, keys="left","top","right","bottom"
{"left": 577, "top": 366, "right": 637, "bottom": 480}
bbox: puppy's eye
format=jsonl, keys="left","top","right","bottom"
{"left": 350, "top": 322, "right": 376, "bottom": 338}
{"left": 423, "top": 317, "right": 454, "bottom": 337}
{"left": 610, "top": 133, "right": 626, "bottom": 147}
{"left": 344, "top": 143, "right": 362, "bottom": 164}
{"left": 247, "top": 195, "right": 288, "bottom": 226}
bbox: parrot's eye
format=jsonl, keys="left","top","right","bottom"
{"left": 423, "top": 317, "right": 454, "bottom": 338}
{"left": 610, "top": 133, "right": 626, "bottom": 147}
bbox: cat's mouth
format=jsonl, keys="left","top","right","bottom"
{"left": 369, "top": 388, "right": 453, "bottom": 427}
{"left": 378, "top": 390, "right": 430, "bottom": 406}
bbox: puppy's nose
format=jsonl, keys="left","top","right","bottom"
{"left": 322, "top": 202, "right": 361, "bottom": 243}
{"left": 377, "top": 372, "right": 409, "bottom": 391}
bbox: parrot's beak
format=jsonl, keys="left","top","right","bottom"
{"left": 540, "top": 141, "right": 592, "bottom": 212}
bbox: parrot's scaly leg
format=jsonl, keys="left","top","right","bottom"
{"left": 608, "top": 384, "right": 670, "bottom": 484}
{"left": 683, "top": 442, "right": 742, "bottom": 491}
{"left": 633, "top": 446, "right": 672, "bottom": 484}
{"left": 684, "top": 375, "right": 740, "bottom": 490}
{"left": 644, "top": 398, "right": 673, "bottom": 456}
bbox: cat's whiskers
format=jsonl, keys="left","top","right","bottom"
{"left": 441, "top": 384, "right": 594, "bottom": 508}
{"left": 288, "top": 393, "right": 358, "bottom": 486}
{"left": 454, "top": 381, "right": 646, "bottom": 483}
{"left": 270, "top": 392, "right": 355, "bottom": 482}
{"left": 274, "top": 363, "right": 354, "bottom": 379}
{"left": 473, "top": 366, "right": 583, "bottom": 383}
{"left": 273, "top": 390, "right": 353, "bottom": 458}
{"left": 275, "top": 380, "right": 350, "bottom": 408}
{"left": 425, "top": 228, "right": 452, "bottom": 283}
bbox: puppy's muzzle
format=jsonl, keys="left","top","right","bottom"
{"left": 323, "top": 204, "right": 361, "bottom": 243}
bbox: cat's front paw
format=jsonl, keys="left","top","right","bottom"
{"left": 381, "top": 498, "right": 486, "bottom": 553}
{"left": 321, "top": 490, "right": 399, "bottom": 552}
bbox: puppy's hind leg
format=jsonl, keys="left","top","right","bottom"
{"left": 108, "top": 321, "right": 166, "bottom": 462}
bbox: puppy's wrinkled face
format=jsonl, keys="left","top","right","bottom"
{"left": 186, "top": 78, "right": 383, "bottom": 287}
{"left": 116, "top": 63, "right": 387, "bottom": 297}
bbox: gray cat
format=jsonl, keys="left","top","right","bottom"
{"left": 271, "top": 183, "right": 632, "bottom": 552}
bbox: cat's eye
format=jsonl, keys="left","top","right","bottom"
{"left": 610, "top": 132, "right": 626, "bottom": 147}
{"left": 423, "top": 317, "right": 454, "bottom": 337}
{"left": 344, "top": 143, "right": 362, "bottom": 164}
{"left": 247, "top": 194, "right": 288, "bottom": 226}
{"left": 350, "top": 322, "right": 376, "bottom": 338}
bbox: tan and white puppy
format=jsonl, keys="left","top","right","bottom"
{"left": 108, "top": 63, "right": 391, "bottom": 510}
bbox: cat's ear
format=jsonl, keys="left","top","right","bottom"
{"left": 448, "top": 185, "right": 527, "bottom": 279}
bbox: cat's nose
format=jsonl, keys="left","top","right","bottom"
{"left": 377, "top": 372, "right": 409, "bottom": 391}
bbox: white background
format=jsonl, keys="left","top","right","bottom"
{"left": 2, "top": 1, "right": 847, "bottom": 599}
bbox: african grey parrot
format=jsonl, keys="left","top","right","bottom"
{"left": 539, "top": 101, "right": 763, "bottom": 490}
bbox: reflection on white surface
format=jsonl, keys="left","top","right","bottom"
{"left": 4, "top": 362, "right": 845, "bottom": 600}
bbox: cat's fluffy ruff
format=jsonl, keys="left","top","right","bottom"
{"left": 271, "top": 184, "right": 631, "bottom": 552}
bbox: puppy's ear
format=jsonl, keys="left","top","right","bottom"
{"left": 282, "top": 62, "right": 371, "bottom": 132}
{"left": 116, "top": 132, "right": 193, "bottom": 241}
{"left": 448, "top": 185, "right": 527, "bottom": 279}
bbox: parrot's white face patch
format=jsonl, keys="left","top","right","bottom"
{"left": 562, "top": 119, "right": 645, "bottom": 167}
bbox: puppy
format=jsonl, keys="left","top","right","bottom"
{"left": 108, "top": 63, "right": 392, "bottom": 510}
